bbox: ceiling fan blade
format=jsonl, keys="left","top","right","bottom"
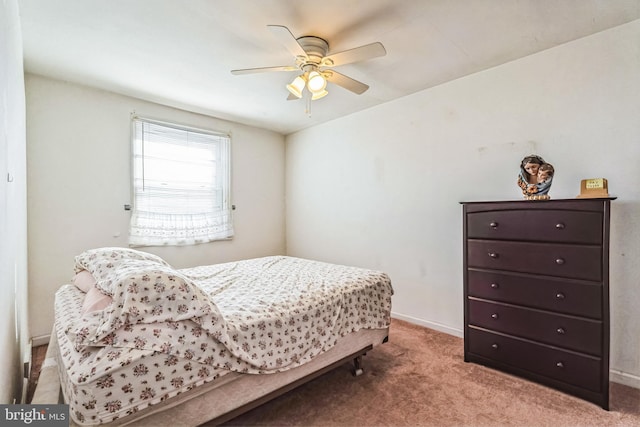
{"left": 323, "top": 42, "right": 386, "bottom": 67}
{"left": 324, "top": 70, "right": 369, "bottom": 95}
{"left": 231, "top": 65, "right": 298, "bottom": 75}
{"left": 267, "top": 25, "right": 307, "bottom": 58}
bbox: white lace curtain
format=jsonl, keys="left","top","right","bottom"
{"left": 129, "top": 117, "right": 233, "bottom": 246}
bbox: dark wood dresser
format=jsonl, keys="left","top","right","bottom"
{"left": 461, "top": 198, "right": 614, "bottom": 409}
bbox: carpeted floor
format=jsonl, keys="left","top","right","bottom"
{"left": 219, "top": 319, "right": 640, "bottom": 427}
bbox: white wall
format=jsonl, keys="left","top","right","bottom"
{"left": 0, "top": 0, "right": 30, "bottom": 404}
{"left": 286, "top": 20, "right": 640, "bottom": 387}
{"left": 26, "top": 75, "right": 286, "bottom": 339}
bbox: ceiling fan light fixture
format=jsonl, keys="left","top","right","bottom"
{"left": 311, "top": 89, "right": 328, "bottom": 100}
{"left": 286, "top": 75, "right": 305, "bottom": 98}
{"left": 307, "top": 71, "right": 327, "bottom": 92}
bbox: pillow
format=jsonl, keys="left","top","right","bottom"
{"left": 72, "top": 270, "right": 97, "bottom": 293}
{"left": 72, "top": 255, "right": 220, "bottom": 349}
{"left": 71, "top": 247, "right": 217, "bottom": 349}
{"left": 81, "top": 286, "right": 113, "bottom": 314}
{"left": 74, "top": 247, "right": 171, "bottom": 274}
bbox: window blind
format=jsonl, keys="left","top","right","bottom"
{"left": 129, "top": 117, "right": 233, "bottom": 246}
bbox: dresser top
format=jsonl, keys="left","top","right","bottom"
{"left": 460, "top": 197, "right": 616, "bottom": 205}
{"left": 461, "top": 197, "right": 616, "bottom": 213}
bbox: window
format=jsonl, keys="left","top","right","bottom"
{"left": 129, "top": 117, "right": 233, "bottom": 246}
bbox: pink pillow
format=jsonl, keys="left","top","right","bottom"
{"left": 72, "top": 270, "right": 97, "bottom": 293}
{"left": 82, "top": 286, "right": 113, "bottom": 314}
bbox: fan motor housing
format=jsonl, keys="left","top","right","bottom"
{"left": 296, "top": 36, "right": 329, "bottom": 65}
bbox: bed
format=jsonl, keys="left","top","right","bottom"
{"left": 32, "top": 248, "right": 393, "bottom": 426}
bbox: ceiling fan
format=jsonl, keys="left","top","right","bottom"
{"left": 231, "top": 25, "right": 386, "bottom": 103}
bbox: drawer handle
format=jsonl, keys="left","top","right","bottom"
{"left": 556, "top": 292, "right": 565, "bottom": 300}
{"left": 488, "top": 252, "right": 499, "bottom": 259}
{"left": 491, "top": 343, "right": 499, "bottom": 350}
{"left": 555, "top": 258, "right": 565, "bottom": 265}
{"left": 491, "top": 313, "right": 499, "bottom": 319}
{"left": 556, "top": 327, "right": 566, "bottom": 335}
{"left": 556, "top": 361, "right": 564, "bottom": 369}
{"left": 490, "top": 222, "right": 499, "bottom": 229}
{"left": 490, "top": 283, "right": 499, "bottom": 289}
{"left": 556, "top": 223, "right": 565, "bottom": 230}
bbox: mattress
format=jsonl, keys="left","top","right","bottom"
{"left": 53, "top": 251, "right": 393, "bottom": 425}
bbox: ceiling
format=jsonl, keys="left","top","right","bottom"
{"left": 18, "top": 0, "right": 640, "bottom": 135}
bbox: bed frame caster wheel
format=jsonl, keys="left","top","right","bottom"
{"left": 352, "top": 355, "right": 364, "bottom": 376}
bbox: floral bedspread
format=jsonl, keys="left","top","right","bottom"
{"left": 55, "top": 284, "right": 227, "bottom": 425}
{"left": 69, "top": 248, "right": 393, "bottom": 376}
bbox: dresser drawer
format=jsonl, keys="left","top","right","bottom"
{"left": 467, "top": 240, "right": 602, "bottom": 281}
{"left": 468, "top": 299, "right": 602, "bottom": 355}
{"left": 467, "top": 327, "right": 603, "bottom": 392}
{"left": 467, "top": 270, "right": 602, "bottom": 318}
{"left": 466, "top": 210, "right": 603, "bottom": 244}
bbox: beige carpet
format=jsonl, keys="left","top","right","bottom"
{"left": 219, "top": 319, "right": 640, "bottom": 427}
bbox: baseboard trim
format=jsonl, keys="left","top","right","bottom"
{"left": 31, "top": 334, "right": 51, "bottom": 347}
{"left": 391, "top": 312, "right": 463, "bottom": 338}
{"left": 611, "top": 369, "right": 640, "bottom": 390}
